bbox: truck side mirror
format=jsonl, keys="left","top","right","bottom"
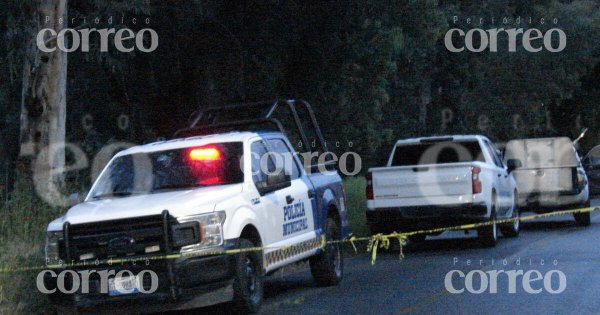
{"left": 257, "top": 173, "right": 291, "bottom": 195}
{"left": 506, "top": 159, "right": 522, "bottom": 173}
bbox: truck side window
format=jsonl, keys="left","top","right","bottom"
{"left": 266, "top": 138, "right": 301, "bottom": 180}
{"left": 251, "top": 141, "right": 275, "bottom": 184}
{"left": 484, "top": 141, "right": 504, "bottom": 168}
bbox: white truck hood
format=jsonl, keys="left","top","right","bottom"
{"left": 47, "top": 184, "right": 243, "bottom": 231}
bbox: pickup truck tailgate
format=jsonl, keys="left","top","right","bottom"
{"left": 372, "top": 164, "right": 473, "bottom": 200}
{"left": 512, "top": 167, "right": 576, "bottom": 194}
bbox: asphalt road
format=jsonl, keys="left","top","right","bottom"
{"left": 182, "top": 199, "right": 600, "bottom": 315}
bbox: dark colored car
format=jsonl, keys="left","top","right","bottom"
{"left": 583, "top": 145, "right": 600, "bottom": 196}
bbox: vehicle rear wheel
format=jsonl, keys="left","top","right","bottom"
{"left": 310, "top": 216, "right": 343, "bottom": 286}
{"left": 478, "top": 197, "right": 498, "bottom": 247}
{"left": 500, "top": 193, "right": 520, "bottom": 237}
{"left": 574, "top": 200, "right": 591, "bottom": 227}
{"left": 233, "top": 238, "right": 264, "bottom": 314}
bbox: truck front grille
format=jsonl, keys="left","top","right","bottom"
{"left": 60, "top": 214, "right": 172, "bottom": 263}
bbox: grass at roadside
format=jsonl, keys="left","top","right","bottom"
{"left": 0, "top": 178, "right": 59, "bottom": 314}
{"left": 343, "top": 176, "right": 369, "bottom": 237}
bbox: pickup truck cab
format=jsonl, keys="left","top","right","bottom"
{"left": 44, "top": 101, "right": 349, "bottom": 313}
{"left": 366, "top": 135, "right": 520, "bottom": 247}
{"left": 504, "top": 137, "right": 590, "bottom": 226}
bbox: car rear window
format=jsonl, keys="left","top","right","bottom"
{"left": 391, "top": 141, "right": 485, "bottom": 166}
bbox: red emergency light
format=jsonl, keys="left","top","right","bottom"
{"left": 189, "top": 146, "right": 221, "bottom": 161}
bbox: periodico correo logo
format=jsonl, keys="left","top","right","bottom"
{"left": 445, "top": 257, "right": 567, "bottom": 294}
{"left": 36, "top": 15, "right": 158, "bottom": 53}
{"left": 445, "top": 16, "right": 566, "bottom": 53}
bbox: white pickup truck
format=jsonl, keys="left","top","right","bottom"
{"left": 43, "top": 101, "right": 349, "bottom": 313}
{"left": 504, "top": 137, "right": 590, "bottom": 226}
{"left": 366, "top": 135, "right": 520, "bottom": 247}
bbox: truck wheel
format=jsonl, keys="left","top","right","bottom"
{"left": 574, "top": 201, "right": 591, "bottom": 226}
{"left": 500, "top": 194, "right": 520, "bottom": 237}
{"left": 310, "top": 216, "right": 343, "bottom": 286}
{"left": 233, "top": 238, "right": 264, "bottom": 314}
{"left": 478, "top": 198, "right": 498, "bottom": 247}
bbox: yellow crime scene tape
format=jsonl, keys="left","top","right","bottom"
{"left": 0, "top": 206, "right": 597, "bottom": 274}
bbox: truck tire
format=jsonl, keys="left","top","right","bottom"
{"left": 574, "top": 201, "right": 591, "bottom": 227}
{"left": 310, "top": 216, "right": 343, "bottom": 286}
{"left": 233, "top": 238, "right": 264, "bottom": 314}
{"left": 500, "top": 194, "right": 520, "bottom": 237}
{"left": 478, "top": 197, "right": 498, "bottom": 247}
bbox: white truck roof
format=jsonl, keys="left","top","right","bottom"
{"left": 116, "top": 131, "right": 262, "bottom": 156}
{"left": 393, "top": 135, "right": 487, "bottom": 146}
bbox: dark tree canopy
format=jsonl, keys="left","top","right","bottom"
{"left": 1, "top": 0, "right": 599, "bottom": 192}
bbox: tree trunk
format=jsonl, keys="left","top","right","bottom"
{"left": 19, "top": 0, "right": 68, "bottom": 194}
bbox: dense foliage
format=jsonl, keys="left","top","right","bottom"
{"left": 1, "top": 0, "right": 600, "bottom": 193}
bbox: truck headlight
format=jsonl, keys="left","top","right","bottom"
{"left": 177, "top": 211, "right": 226, "bottom": 251}
{"left": 45, "top": 231, "right": 63, "bottom": 266}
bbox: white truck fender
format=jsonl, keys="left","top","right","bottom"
{"left": 224, "top": 206, "right": 263, "bottom": 243}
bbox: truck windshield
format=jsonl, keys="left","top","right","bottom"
{"left": 90, "top": 142, "right": 244, "bottom": 199}
{"left": 392, "top": 141, "right": 485, "bottom": 166}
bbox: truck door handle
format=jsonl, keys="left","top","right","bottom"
{"left": 308, "top": 190, "right": 315, "bottom": 199}
{"left": 286, "top": 195, "right": 295, "bottom": 204}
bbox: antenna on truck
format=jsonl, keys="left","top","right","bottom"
{"left": 574, "top": 128, "right": 588, "bottom": 145}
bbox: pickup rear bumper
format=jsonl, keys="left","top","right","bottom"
{"left": 366, "top": 203, "right": 488, "bottom": 233}
{"left": 518, "top": 190, "right": 588, "bottom": 212}
{"left": 44, "top": 239, "right": 238, "bottom": 312}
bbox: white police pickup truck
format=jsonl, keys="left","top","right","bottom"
{"left": 43, "top": 101, "right": 350, "bottom": 313}
{"left": 366, "top": 135, "right": 520, "bottom": 247}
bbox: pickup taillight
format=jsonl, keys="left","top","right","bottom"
{"left": 366, "top": 172, "right": 373, "bottom": 200}
{"left": 472, "top": 166, "right": 482, "bottom": 194}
